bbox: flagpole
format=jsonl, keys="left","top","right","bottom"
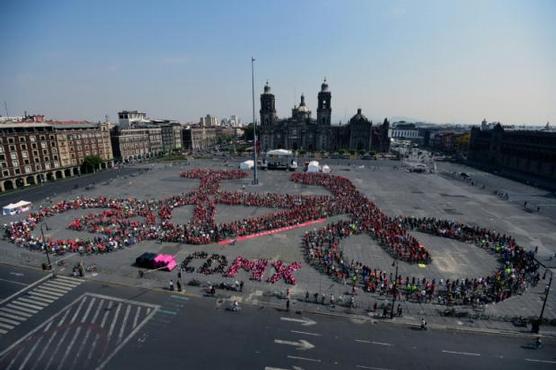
{"left": 251, "top": 57, "right": 259, "bottom": 185}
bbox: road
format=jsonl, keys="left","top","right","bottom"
{"left": 0, "top": 265, "right": 554, "bottom": 370}
{"left": 0, "top": 167, "right": 140, "bottom": 205}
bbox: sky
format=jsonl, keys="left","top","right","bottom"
{"left": 0, "top": 0, "right": 555, "bottom": 125}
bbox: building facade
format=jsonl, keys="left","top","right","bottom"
{"left": 0, "top": 121, "right": 114, "bottom": 192}
{"left": 469, "top": 123, "right": 556, "bottom": 182}
{"left": 110, "top": 126, "right": 163, "bottom": 161}
{"left": 259, "top": 80, "right": 390, "bottom": 153}
{"left": 182, "top": 126, "right": 218, "bottom": 151}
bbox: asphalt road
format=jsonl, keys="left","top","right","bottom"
{"left": 0, "top": 167, "right": 140, "bottom": 205}
{"left": 0, "top": 265, "right": 554, "bottom": 370}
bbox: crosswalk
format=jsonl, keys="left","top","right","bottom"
{"left": 0, "top": 293, "right": 159, "bottom": 370}
{"left": 0, "top": 275, "right": 83, "bottom": 336}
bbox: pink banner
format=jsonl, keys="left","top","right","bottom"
{"left": 217, "top": 218, "right": 326, "bottom": 245}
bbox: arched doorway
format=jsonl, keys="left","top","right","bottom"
{"left": 64, "top": 168, "right": 72, "bottom": 177}
{"left": 26, "top": 176, "right": 36, "bottom": 185}
{"left": 55, "top": 170, "right": 63, "bottom": 179}
{"left": 47, "top": 173, "right": 55, "bottom": 181}
{"left": 3, "top": 180, "right": 15, "bottom": 191}
{"left": 15, "top": 178, "right": 25, "bottom": 188}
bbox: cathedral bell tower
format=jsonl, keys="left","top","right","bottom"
{"left": 260, "top": 81, "right": 277, "bottom": 127}
{"left": 317, "top": 78, "right": 331, "bottom": 125}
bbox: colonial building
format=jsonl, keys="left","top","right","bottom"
{"left": 469, "top": 122, "right": 556, "bottom": 183}
{"left": 51, "top": 121, "right": 113, "bottom": 170}
{"left": 110, "top": 126, "right": 163, "bottom": 161}
{"left": 259, "top": 80, "right": 390, "bottom": 153}
{"left": 0, "top": 121, "right": 114, "bottom": 192}
{"left": 182, "top": 125, "right": 218, "bottom": 151}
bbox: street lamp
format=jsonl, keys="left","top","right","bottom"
{"left": 251, "top": 57, "right": 259, "bottom": 185}
{"left": 40, "top": 223, "right": 52, "bottom": 273}
{"left": 535, "top": 266, "right": 553, "bottom": 333}
{"left": 390, "top": 258, "right": 399, "bottom": 319}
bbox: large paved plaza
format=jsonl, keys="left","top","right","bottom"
{"left": 1, "top": 159, "right": 555, "bottom": 325}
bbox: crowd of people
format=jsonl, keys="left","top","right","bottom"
{"left": 2, "top": 168, "right": 539, "bottom": 304}
{"left": 300, "top": 174, "right": 539, "bottom": 305}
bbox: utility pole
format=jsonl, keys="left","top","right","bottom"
{"left": 251, "top": 57, "right": 259, "bottom": 185}
{"left": 535, "top": 266, "right": 553, "bottom": 333}
{"left": 40, "top": 224, "right": 53, "bottom": 274}
{"left": 390, "top": 258, "right": 398, "bottom": 319}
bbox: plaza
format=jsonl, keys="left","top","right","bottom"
{"left": 1, "top": 158, "right": 554, "bottom": 326}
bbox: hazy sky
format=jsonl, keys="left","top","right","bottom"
{"left": 1, "top": 0, "right": 554, "bottom": 125}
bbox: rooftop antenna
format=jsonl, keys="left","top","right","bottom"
{"left": 3, "top": 101, "right": 9, "bottom": 117}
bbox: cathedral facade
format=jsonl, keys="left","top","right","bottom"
{"left": 259, "top": 80, "right": 390, "bottom": 153}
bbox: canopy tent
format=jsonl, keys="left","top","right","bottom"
{"left": 2, "top": 201, "right": 32, "bottom": 216}
{"left": 266, "top": 149, "right": 293, "bottom": 156}
{"left": 239, "top": 160, "right": 254, "bottom": 170}
{"left": 307, "top": 161, "right": 320, "bottom": 173}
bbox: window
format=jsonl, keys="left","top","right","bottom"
{"left": 22, "top": 151, "right": 28, "bottom": 158}
{"left": 41, "top": 142, "right": 47, "bottom": 148}
{"left": 19, "top": 137, "right": 26, "bottom": 142}
{"left": 8, "top": 137, "right": 14, "bottom": 144}
{"left": 44, "top": 163, "right": 50, "bottom": 169}
{"left": 49, "top": 135, "right": 55, "bottom": 140}
{"left": 25, "top": 166, "right": 32, "bottom": 174}
{"left": 10, "top": 153, "right": 17, "bottom": 160}
{"left": 32, "top": 143, "right": 37, "bottom": 149}
{"left": 33, "top": 150, "right": 38, "bottom": 156}
{"left": 0, "top": 146, "right": 3, "bottom": 153}
{"left": 12, "top": 159, "right": 19, "bottom": 167}
{"left": 9, "top": 145, "right": 15, "bottom": 151}
{"left": 34, "top": 158, "right": 40, "bottom": 163}
{"left": 53, "top": 161, "right": 59, "bottom": 168}
{"left": 24, "top": 159, "right": 29, "bottom": 165}
{"left": 30, "top": 136, "right": 36, "bottom": 142}
{"left": 14, "top": 168, "right": 20, "bottom": 175}
{"left": 35, "top": 164, "right": 41, "bottom": 171}
{"left": 2, "top": 170, "right": 9, "bottom": 177}
{"left": 40, "top": 135, "right": 45, "bottom": 140}
{"left": 44, "top": 156, "right": 49, "bottom": 161}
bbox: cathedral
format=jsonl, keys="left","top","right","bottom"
{"left": 259, "top": 80, "right": 390, "bottom": 153}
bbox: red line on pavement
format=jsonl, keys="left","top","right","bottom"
{"left": 218, "top": 218, "right": 326, "bottom": 245}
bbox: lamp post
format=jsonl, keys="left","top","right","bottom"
{"left": 251, "top": 57, "right": 259, "bottom": 185}
{"left": 535, "top": 267, "right": 553, "bottom": 333}
{"left": 40, "top": 223, "right": 52, "bottom": 273}
{"left": 390, "top": 258, "right": 399, "bottom": 319}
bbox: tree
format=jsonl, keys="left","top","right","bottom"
{"left": 242, "top": 123, "right": 255, "bottom": 141}
{"left": 82, "top": 155, "right": 103, "bottom": 173}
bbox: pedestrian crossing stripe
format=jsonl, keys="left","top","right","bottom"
{"left": 0, "top": 293, "right": 160, "bottom": 370}
{"left": 0, "top": 276, "right": 83, "bottom": 336}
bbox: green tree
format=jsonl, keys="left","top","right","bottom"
{"left": 82, "top": 155, "right": 103, "bottom": 173}
{"left": 242, "top": 123, "right": 255, "bottom": 141}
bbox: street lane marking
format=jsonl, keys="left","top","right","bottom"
{"left": 159, "top": 309, "right": 177, "bottom": 315}
{"left": 43, "top": 280, "right": 74, "bottom": 290}
{"left": 0, "top": 322, "right": 15, "bottom": 330}
{"left": 355, "top": 339, "right": 392, "bottom": 346}
{"left": 525, "top": 358, "right": 556, "bottom": 364}
{"left": 0, "top": 312, "right": 27, "bottom": 322}
{"left": 170, "top": 295, "right": 189, "bottom": 301}
{"left": 287, "top": 355, "right": 321, "bottom": 362}
{"left": 48, "top": 279, "right": 81, "bottom": 288}
{"left": 0, "top": 274, "right": 52, "bottom": 306}
{"left": 32, "top": 288, "right": 64, "bottom": 298}
{"left": 0, "top": 278, "right": 28, "bottom": 287}
{"left": 0, "top": 307, "right": 32, "bottom": 318}
{"left": 442, "top": 350, "right": 480, "bottom": 357}
{"left": 119, "top": 304, "right": 132, "bottom": 342}
{"left": 356, "top": 365, "right": 394, "bottom": 370}
{"left": 6, "top": 302, "right": 40, "bottom": 314}
{"left": 55, "top": 275, "right": 84, "bottom": 283}
{"left": 0, "top": 317, "right": 20, "bottom": 326}
{"left": 24, "top": 293, "right": 54, "bottom": 304}
{"left": 291, "top": 330, "right": 321, "bottom": 337}
{"left": 15, "top": 298, "right": 48, "bottom": 308}
{"left": 39, "top": 284, "right": 70, "bottom": 294}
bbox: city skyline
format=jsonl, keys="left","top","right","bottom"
{"left": 1, "top": 0, "right": 555, "bottom": 125}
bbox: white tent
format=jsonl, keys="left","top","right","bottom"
{"left": 307, "top": 161, "right": 320, "bottom": 173}
{"left": 266, "top": 149, "right": 293, "bottom": 156}
{"left": 2, "top": 200, "right": 32, "bottom": 216}
{"left": 239, "top": 160, "right": 254, "bottom": 170}
{"left": 321, "top": 164, "right": 331, "bottom": 173}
